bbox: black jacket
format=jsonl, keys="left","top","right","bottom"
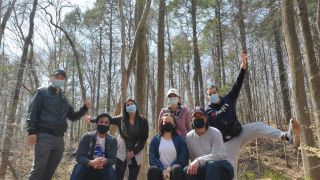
{"left": 205, "top": 68, "right": 246, "bottom": 142}
{"left": 111, "top": 116, "right": 149, "bottom": 155}
{"left": 76, "top": 131, "right": 117, "bottom": 167}
{"left": 27, "top": 86, "right": 88, "bottom": 136}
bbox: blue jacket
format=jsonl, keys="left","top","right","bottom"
{"left": 149, "top": 134, "right": 188, "bottom": 170}
{"left": 205, "top": 68, "right": 245, "bottom": 142}
{"left": 76, "top": 131, "right": 117, "bottom": 167}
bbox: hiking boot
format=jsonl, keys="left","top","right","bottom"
{"left": 285, "top": 118, "right": 300, "bottom": 146}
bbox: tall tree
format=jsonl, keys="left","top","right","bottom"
{"left": 0, "top": 0, "right": 38, "bottom": 177}
{"left": 237, "top": 0, "right": 254, "bottom": 123}
{"left": 156, "top": 0, "right": 166, "bottom": 128}
{"left": 296, "top": 0, "right": 320, "bottom": 146}
{"left": 273, "top": 22, "right": 292, "bottom": 124}
{"left": 282, "top": 0, "right": 320, "bottom": 178}
{"left": 0, "top": 0, "right": 17, "bottom": 47}
{"left": 191, "top": 0, "right": 204, "bottom": 107}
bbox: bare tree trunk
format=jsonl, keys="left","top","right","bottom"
{"left": 27, "top": 41, "right": 39, "bottom": 90}
{"left": 156, "top": 0, "right": 165, "bottom": 123}
{"left": 107, "top": 4, "right": 113, "bottom": 113}
{"left": 296, "top": 0, "right": 320, "bottom": 147}
{"left": 165, "top": 9, "right": 174, "bottom": 88}
{"left": 119, "top": 0, "right": 151, "bottom": 104}
{"left": 282, "top": 0, "right": 320, "bottom": 178}
{"left": 96, "top": 27, "right": 102, "bottom": 116}
{"left": 0, "top": 0, "right": 37, "bottom": 177}
{"left": 237, "top": 0, "right": 253, "bottom": 123}
{"left": 273, "top": 23, "right": 292, "bottom": 124}
{"left": 216, "top": 0, "right": 225, "bottom": 86}
{"left": 0, "top": 0, "right": 17, "bottom": 48}
{"left": 317, "top": 0, "right": 320, "bottom": 37}
{"left": 191, "top": 0, "right": 200, "bottom": 106}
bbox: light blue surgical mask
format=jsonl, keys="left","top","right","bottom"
{"left": 126, "top": 104, "right": 137, "bottom": 114}
{"left": 52, "top": 79, "right": 65, "bottom": 88}
{"left": 210, "top": 94, "right": 220, "bottom": 104}
{"left": 168, "top": 97, "right": 179, "bottom": 106}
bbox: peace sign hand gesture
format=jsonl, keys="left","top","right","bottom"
{"left": 241, "top": 50, "right": 248, "bottom": 69}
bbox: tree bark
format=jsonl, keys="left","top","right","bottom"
{"left": 216, "top": 0, "right": 225, "bottom": 86}
{"left": 156, "top": 0, "right": 166, "bottom": 124}
{"left": 273, "top": 24, "right": 292, "bottom": 124}
{"left": 0, "top": 0, "right": 17, "bottom": 48}
{"left": 296, "top": 0, "right": 320, "bottom": 147}
{"left": 191, "top": 0, "right": 200, "bottom": 106}
{"left": 107, "top": 4, "right": 113, "bottom": 113}
{"left": 0, "top": 0, "right": 37, "bottom": 177}
{"left": 166, "top": 9, "right": 174, "bottom": 88}
{"left": 96, "top": 27, "right": 102, "bottom": 116}
{"left": 237, "top": 0, "right": 253, "bottom": 123}
{"left": 282, "top": 0, "right": 320, "bottom": 178}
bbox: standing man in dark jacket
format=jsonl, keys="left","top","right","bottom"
{"left": 27, "top": 69, "right": 92, "bottom": 180}
{"left": 70, "top": 113, "right": 117, "bottom": 180}
{"left": 205, "top": 51, "right": 300, "bottom": 179}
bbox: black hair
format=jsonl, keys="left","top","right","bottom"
{"left": 159, "top": 113, "right": 178, "bottom": 136}
{"left": 95, "top": 113, "right": 112, "bottom": 123}
{"left": 207, "top": 84, "right": 219, "bottom": 92}
{"left": 121, "top": 99, "right": 140, "bottom": 137}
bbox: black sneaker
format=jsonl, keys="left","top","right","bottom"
{"left": 285, "top": 118, "right": 300, "bottom": 146}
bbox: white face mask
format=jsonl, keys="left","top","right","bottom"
{"left": 168, "top": 97, "right": 179, "bottom": 106}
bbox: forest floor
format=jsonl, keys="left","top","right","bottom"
{"left": 4, "top": 122, "right": 304, "bottom": 180}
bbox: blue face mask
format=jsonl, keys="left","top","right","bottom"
{"left": 126, "top": 104, "right": 137, "bottom": 114}
{"left": 210, "top": 94, "right": 220, "bottom": 104}
{"left": 168, "top": 97, "right": 179, "bottom": 106}
{"left": 52, "top": 79, "right": 65, "bottom": 88}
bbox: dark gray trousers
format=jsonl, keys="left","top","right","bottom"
{"left": 28, "top": 133, "right": 64, "bottom": 180}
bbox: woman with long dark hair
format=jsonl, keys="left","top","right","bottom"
{"left": 111, "top": 99, "right": 149, "bottom": 180}
{"left": 148, "top": 113, "right": 188, "bottom": 180}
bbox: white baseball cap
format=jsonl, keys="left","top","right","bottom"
{"left": 167, "top": 88, "right": 179, "bottom": 97}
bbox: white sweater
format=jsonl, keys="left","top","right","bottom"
{"left": 186, "top": 127, "right": 232, "bottom": 166}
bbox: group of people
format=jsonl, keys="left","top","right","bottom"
{"left": 26, "top": 51, "right": 300, "bottom": 180}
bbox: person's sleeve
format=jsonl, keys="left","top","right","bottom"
{"left": 196, "top": 130, "right": 226, "bottom": 166}
{"left": 170, "top": 136, "right": 189, "bottom": 167}
{"left": 76, "top": 134, "right": 91, "bottom": 166}
{"left": 185, "top": 109, "right": 192, "bottom": 132}
{"left": 226, "top": 68, "right": 246, "bottom": 102}
{"left": 133, "top": 118, "right": 149, "bottom": 155}
{"left": 105, "top": 137, "right": 118, "bottom": 166}
{"left": 149, "top": 136, "right": 165, "bottom": 170}
{"left": 157, "top": 110, "right": 164, "bottom": 132}
{"left": 186, "top": 134, "right": 195, "bottom": 160}
{"left": 67, "top": 103, "right": 88, "bottom": 121}
{"left": 26, "top": 90, "right": 42, "bottom": 135}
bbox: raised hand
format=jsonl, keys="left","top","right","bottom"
{"left": 83, "top": 115, "right": 92, "bottom": 124}
{"left": 241, "top": 50, "right": 248, "bottom": 69}
{"left": 85, "top": 96, "right": 92, "bottom": 109}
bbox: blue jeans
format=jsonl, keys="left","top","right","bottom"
{"left": 70, "top": 163, "right": 116, "bottom": 180}
{"left": 184, "top": 160, "right": 234, "bottom": 180}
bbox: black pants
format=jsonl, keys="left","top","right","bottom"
{"left": 116, "top": 157, "right": 140, "bottom": 180}
{"left": 147, "top": 164, "right": 185, "bottom": 180}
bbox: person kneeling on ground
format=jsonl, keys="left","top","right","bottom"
{"left": 184, "top": 106, "right": 234, "bottom": 180}
{"left": 148, "top": 113, "right": 188, "bottom": 180}
{"left": 70, "top": 113, "right": 117, "bottom": 180}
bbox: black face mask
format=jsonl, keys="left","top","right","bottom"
{"left": 161, "top": 123, "right": 174, "bottom": 132}
{"left": 97, "top": 125, "right": 109, "bottom": 134}
{"left": 192, "top": 118, "right": 205, "bottom": 129}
